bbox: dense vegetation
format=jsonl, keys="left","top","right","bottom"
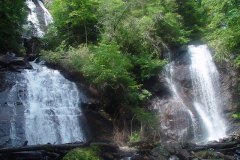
{"left": 0, "top": 0, "right": 27, "bottom": 54}
{"left": 39, "top": 0, "right": 240, "bottom": 140}
{"left": 202, "top": 0, "right": 240, "bottom": 62}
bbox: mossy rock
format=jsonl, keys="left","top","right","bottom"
{"left": 194, "top": 150, "right": 225, "bottom": 160}
{"left": 62, "top": 146, "right": 101, "bottom": 160}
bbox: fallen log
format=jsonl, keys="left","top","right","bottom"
{"left": 0, "top": 142, "right": 88, "bottom": 154}
{"left": 187, "top": 140, "right": 240, "bottom": 151}
{"left": 0, "top": 142, "right": 119, "bottom": 154}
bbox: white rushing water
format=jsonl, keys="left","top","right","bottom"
{"left": 36, "top": 0, "right": 53, "bottom": 26}
{"left": 22, "top": 62, "right": 86, "bottom": 145}
{"left": 25, "top": 0, "right": 53, "bottom": 37}
{"left": 26, "top": 0, "right": 44, "bottom": 37}
{"left": 8, "top": 83, "right": 20, "bottom": 145}
{"left": 165, "top": 63, "right": 198, "bottom": 142}
{"left": 189, "top": 45, "right": 227, "bottom": 141}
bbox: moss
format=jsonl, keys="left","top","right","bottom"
{"left": 62, "top": 146, "right": 101, "bottom": 160}
{"left": 194, "top": 150, "right": 224, "bottom": 160}
{"left": 232, "top": 113, "right": 240, "bottom": 119}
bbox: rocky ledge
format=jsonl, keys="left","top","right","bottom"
{"left": 0, "top": 54, "right": 32, "bottom": 71}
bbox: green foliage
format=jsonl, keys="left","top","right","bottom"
{"left": 138, "top": 89, "right": 152, "bottom": 101}
{"left": 98, "top": 0, "right": 189, "bottom": 55}
{"left": 132, "top": 107, "right": 157, "bottom": 126}
{"left": 62, "top": 146, "right": 101, "bottom": 160}
{"left": 232, "top": 113, "right": 240, "bottom": 119}
{"left": 202, "top": 0, "right": 240, "bottom": 61}
{"left": 41, "top": 50, "right": 62, "bottom": 63}
{"left": 69, "top": 45, "right": 90, "bottom": 70}
{"left": 49, "top": 0, "right": 101, "bottom": 48}
{"left": 132, "top": 54, "right": 167, "bottom": 81}
{"left": 176, "top": 0, "right": 206, "bottom": 40}
{"left": 41, "top": 44, "right": 90, "bottom": 71}
{"left": 129, "top": 132, "right": 141, "bottom": 143}
{"left": 0, "top": 0, "right": 27, "bottom": 53}
{"left": 82, "top": 43, "right": 135, "bottom": 89}
{"left": 234, "top": 55, "right": 240, "bottom": 68}
{"left": 194, "top": 150, "right": 224, "bottom": 160}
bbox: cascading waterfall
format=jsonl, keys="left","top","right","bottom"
{"left": 189, "top": 45, "right": 227, "bottom": 141}
{"left": 7, "top": 1, "right": 86, "bottom": 145}
{"left": 21, "top": 62, "right": 86, "bottom": 145}
{"left": 36, "top": 0, "right": 53, "bottom": 26}
{"left": 26, "top": 0, "right": 44, "bottom": 37}
{"left": 13, "top": 0, "right": 86, "bottom": 145}
{"left": 8, "top": 83, "right": 20, "bottom": 145}
{"left": 25, "top": 0, "right": 53, "bottom": 37}
{"left": 153, "top": 45, "right": 227, "bottom": 143}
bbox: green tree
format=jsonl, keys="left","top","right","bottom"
{"left": 202, "top": 0, "right": 240, "bottom": 61}
{"left": 49, "top": 0, "right": 100, "bottom": 48}
{"left": 176, "top": 0, "right": 206, "bottom": 40}
{"left": 0, "top": 0, "right": 27, "bottom": 54}
{"left": 82, "top": 43, "right": 135, "bottom": 89}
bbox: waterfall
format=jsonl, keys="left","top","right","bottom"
{"left": 152, "top": 61, "right": 197, "bottom": 143}
{"left": 25, "top": 0, "right": 53, "bottom": 37}
{"left": 21, "top": 62, "right": 86, "bottom": 145}
{"left": 8, "top": 83, "right": 20, "bottom": 145}
{"left": 153, "top": 44, "right": 227, "bottom": 143}
{"left": 189, "top": 45, "right": 227, "bottom": 141}
{"left": 18, "top": 1, "right": 85, "bottom": 145}
{"left": 26, "top": 0, "right": 44, "bottom": 37}
{"left": 36, "top": 0, "right": 53, "bottom": 26}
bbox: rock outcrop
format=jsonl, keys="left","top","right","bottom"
{"left": 217, "top": 60, "right": 240, "bottom": 135}
{"left": 0, "top": 54, "right": 32, "bottom": 71}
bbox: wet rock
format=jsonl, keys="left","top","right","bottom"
{"left": 193, "top": 150, "right": 235, "bottom": 160}
{"left": 0, "top": 136, "right": 10, "bottom": 146}
{"left": 0, "top": 55, "right": 24, "bottom": 65}
{"left": 0, "top": 123, "right": 9, "bottom": 137}
{"left": 0, "top": 54, "right": 32, "bottom": 70}
{"left": 150, "top": 144, "right": 170, "bottom": 159}
{"left": 23, "top": 38, "right": 40, "bottom": 61}
{"left": 216, "top": 60, "right": 240, "bottom": 135}
{"left": 102, "top": 152, "right": 115, "bottom": 159}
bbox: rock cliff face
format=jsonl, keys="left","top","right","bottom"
{"left": 150, "top": 47, "right": 196, "bottom": 143}
{"left": 217, "top": 61, "right": 240, "bottom": 135}
{"left": 0, "top": 71, "right": 26, "bottom": 147}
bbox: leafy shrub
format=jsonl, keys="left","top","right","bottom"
{"left": 132, "top": 54, "right": 166, "bottom": 81}
{"left": 82, "top": 43, "right": 136, "bottom": 89}
{"left": 41, "top": 44, "right": 90, "bottom": 69}
{"left": 232, "top": 113, "right": 240, "bottom": 119}
{"left": 131, "top": 107, "right": 158, "bottom": 126}
{"left": 202, "top": 0, "right": 240, "bottom": 61}
{"left": 50, "top": 0, "right": 100, "bottom": 47}
{"left": 40, "top": 50, "right": 63, "bottom": 63}
{"left": 129, "top": 132, "right": 141, "bottom": 143}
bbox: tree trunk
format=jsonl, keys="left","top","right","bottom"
{"left": 84, "top": 20, "right": 88, "bottom": 46}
